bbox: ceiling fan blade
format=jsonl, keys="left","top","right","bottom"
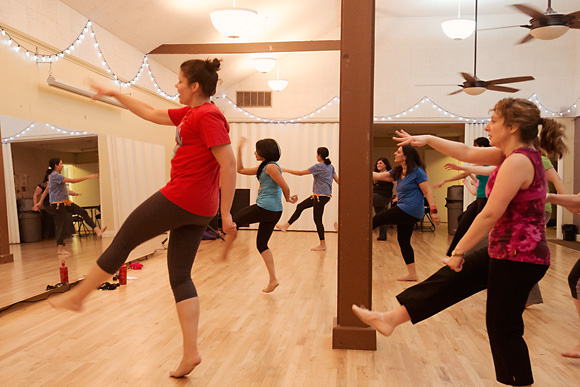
{"left": 571, "top": 21, "right": 580, "bottom": 29}
{"left": 517, "top": 33, "right": 535, "bottom": 44}
{"left": 448, "top": 89, "right": 464, "bottom": 96}
{"left": 486, "top": 85, "right": 520, "bottom": 93}
{"left": 487, "top": 76, "right": 534, "bottom": 85}
{"left": 564, "top": 10, "right": 580, "bottom": 20}
{"left": 511, "top": 4, "right": 547, "bottom": 20}
{"left": 478, "top": 25, "right": 528, "bottom": 31}
{"left": 460, "top": 72, "right": 476, "bottom": 83}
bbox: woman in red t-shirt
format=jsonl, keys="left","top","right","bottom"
{"left": 48, "top": 59, "right": 237, "bottom": 379}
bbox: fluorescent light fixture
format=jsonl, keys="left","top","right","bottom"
{"left": 210, "top": 7, "right": 259, "bottom": 39}
{"left": 47, "top": 76, "right": 126, "bottom": 109}
{"left": 252, "top": 57, "right": 276, "bottom": 73}
{"left": 441, "top": 19, "right": 476, "bottom": 40}
{"left": 530, "top": 25, "right": 569, "bottom": 40}
{"left": 268, "top": 79, "right": 288, "bottom": 91}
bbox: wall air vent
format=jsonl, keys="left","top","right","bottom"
{"left": 236, "top": 91, "right": 272, "bottom": 108}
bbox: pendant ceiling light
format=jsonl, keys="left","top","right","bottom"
{"left": 252, "top": 57, "right": 276, "bottom": 73}
{"left": 268, "top": 65, "right": 288, "bottom": 91}
{"left": 442, "top": 1, "right": 475, "bottom": 40}
{"left": 210, "top": 1, "right": 260, "bottom": 39}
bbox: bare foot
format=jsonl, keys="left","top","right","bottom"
{"left": 262, "top": 280, "right": 279, "bottom": 293}
{"left": 48, "top": 292, "right": 83, "bottom": 312}
{"left": 276, "top": 223, "right": 289, "bottom": 232}
{"left": 311, "top": 245, "right": 327, "bottom": 251}
{"left": 351, "top": 305, "right": 395, "bottom": 336}
{"left": 333, "top": 221, "right": 338, "bottom": 232}
{"left": 94, "top": 226, "right": 107, "bottom": 237}
{"left": 170, "top": 353, "right": 202, "bottom": 378}
{"left": 397, "top": 274, "right": 418, "bottom": 282}
{"left": 562, "top": 344, "right": 580, "bottom": 359}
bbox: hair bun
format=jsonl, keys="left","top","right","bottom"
{"left": 205, "top": 58, "right": 221, "bottom": 72}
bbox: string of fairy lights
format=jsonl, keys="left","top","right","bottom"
{"left": 1, "top": 19, "right": 579, "bottom": 137}
{"left": 1, "top": 123, "right": 91, "bottom": 144}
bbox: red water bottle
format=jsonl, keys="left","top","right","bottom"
{"left": 60, "top": 260, "right": 69, "bottom": 284}
{"left": 119, "top": 264, "right": 127, "bottom": 285}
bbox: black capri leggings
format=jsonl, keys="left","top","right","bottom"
{"left": 373, "top": 205, "right": 421, "bottom": 265}
{"left": 96, "top": 191, "right": 212, "bottom": 303}
{"left": 52, "top": 202, "right": 96, "bottom": 246}
{"left": 569, "top": 258, "right": 580, "bottom": 300}
{"left": 288, "top": 195, "right": 331, "bottom": 241}
{"left": 233, "top": 204, "right": 282, "bottom": 253}
{"left": 397, "top": 248, "right": 548, "bottom": 386}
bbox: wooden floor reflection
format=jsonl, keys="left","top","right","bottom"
{"left": 0, "top": 233, "right": 167, "bottom": 310}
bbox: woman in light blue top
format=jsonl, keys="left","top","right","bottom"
{"left": 222, "top": 137, "right": 297, "bottom": 293}
{"left": 276, "top": 147, "right": 339, "bottom": 251}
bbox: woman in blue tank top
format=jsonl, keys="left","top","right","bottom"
{"left": 222, "top": 137, "right": 297, "bottom": 293}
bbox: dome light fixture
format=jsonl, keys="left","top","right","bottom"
{"left": 463, "top": 86, "right": 486, "bottom": 96}
{"left": 267, "top": 79, "right": 288, "bottom": 91}
{"left": 441, "top": 1, "right": 475, "bottom": 40}
{"left": 530, "top": 25, "right": 569, "bottom": 40}
{"left": 252, "top": 57, "right": 276, "bottom": 73}
{"left": 210, "top": 1, "right": 259, "bottom": 39}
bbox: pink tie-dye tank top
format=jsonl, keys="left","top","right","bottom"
{"left": 486, "top": 147, "right": 550, "bottom": 265}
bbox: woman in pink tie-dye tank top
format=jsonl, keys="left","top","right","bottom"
{"left": 352, "top": 98, "right": 567, "bottom": 387}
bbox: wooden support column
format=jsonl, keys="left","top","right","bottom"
{"left": 0, "top": 124, "right": 14, "bottom": 264}
{"left": 332, "top": 0, "right": 375, "bottom": 350}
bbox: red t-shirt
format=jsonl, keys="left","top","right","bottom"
{"left": 160, "top": 102, "right": 230, "bottom": 216}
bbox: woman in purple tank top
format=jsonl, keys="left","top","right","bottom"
{"left": 352, "top": 98, "right": 567, "bottom": 387}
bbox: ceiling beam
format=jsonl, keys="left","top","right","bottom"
{"left": 147, "top": 40, "right": 341, "bottom": 55}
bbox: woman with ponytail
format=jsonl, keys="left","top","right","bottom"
{"left": 49, "top": 58, "right": 237, "bottom": 378}
{"left": 353, "top": 97, "right": 567, "bottom": 387}
{"left": 222, "top": 137, "right": 297, "bottom": 293}
{"left": 34, "top": 158, "right": 105, "bottom": 254}
{"left": 276, "top": 147, "right": 339, "bottom": 251}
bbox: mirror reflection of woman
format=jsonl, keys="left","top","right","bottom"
{"left": 373, "top": 157, "right": 393, "bottom": 241}
{"left": 35, "top": 158, "right": 105, "bottom": 255}
{"left": 222, "top": 137, "right": 297, "bottom": 293}
{"left": 276, "top": 147, "right": 339, "bottom": 251}
{"left": 372, "top": 145, "right": 440, "bottom": 281}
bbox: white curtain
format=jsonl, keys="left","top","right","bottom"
{"left": 106, "top": 136, "right": 166, "bottom": 232}
{"left": 463, "top": 122, "right": 488, "bottom": 210}
{"left": 2, "top": 143, "right": 20, "bottom": 243}
{"left": 229, "top": 122, "right": 340, "bottom": 232}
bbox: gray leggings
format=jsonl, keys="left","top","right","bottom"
{"left": 96, "top": 191, "right": 212, "bottom": 303}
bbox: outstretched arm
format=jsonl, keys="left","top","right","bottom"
{"left": 282, "top": 168, "right": 311, "bottom": 176}
{"left": 432, "top": 170, "right": 471, "bottom": 189}
{"left": 546, "top": 193, "right": 580, "bottom": 215}
{"left": 373, "top": 171, "right": 394, "bottom": 182}
{"left": 211, "top": 143, "right": 237, "bottom": 235}
{"left": 62, "top": 174, "right": 99, "bottom": 184}
{"left": 236, "top": 137, "right": 259, "bottom": 176}
{"left": 444, "top": 163, "right": 495, "bottom": 176}
{"left": 394, "top": 130, "right": 504, "bottom": 166}
{"left": 90, "top": 81, "right": 173, "bottom": 125}
{"left": 419, "top": 181, "right": 441, "bottom": 226}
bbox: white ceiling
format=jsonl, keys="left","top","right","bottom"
{"left": 59, "top": 0, "right": 580, "bottom": 89}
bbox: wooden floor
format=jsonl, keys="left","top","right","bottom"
{"left": 1, "top": 228, "right": 579, "bottom": 386}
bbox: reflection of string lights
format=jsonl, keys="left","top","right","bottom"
{"left": 529, "top": 93, "right": 578, "bottom": 117}
{"left": 0, "top": 21, "right": 178, "bottom": 100}
{"left": 1, "top": 123, "right": 90, "bottom": 144}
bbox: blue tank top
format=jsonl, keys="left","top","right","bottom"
{"left": 256, "top": 162, "right": 283, "bottom": 212}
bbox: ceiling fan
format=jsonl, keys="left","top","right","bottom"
{"left": 512, "top": 1, "right": 580, "bottom": 44}
{"left": 449, "top": 0, "right": 534, "bottom": 95}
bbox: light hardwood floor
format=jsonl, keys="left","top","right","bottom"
{"left": 1, "top": 228, "right": 579, "bottom": 386}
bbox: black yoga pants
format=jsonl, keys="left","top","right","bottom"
{"left": 397, "top": 247, "right": 548, "bottom": 386}
{"left": 96, "top": 191, "right": 212, "bottom": 303}
{"left": 373, "top": 205, "right": 420, "bottom": 265}
{"left": 53, "top": 202, "right": 96, "bottom": 246}
{"left": 288, "top": 195, "right": 330, "bottom": 241}
{"left": 233, "top": 204, "right": 282, "bottom": 253}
